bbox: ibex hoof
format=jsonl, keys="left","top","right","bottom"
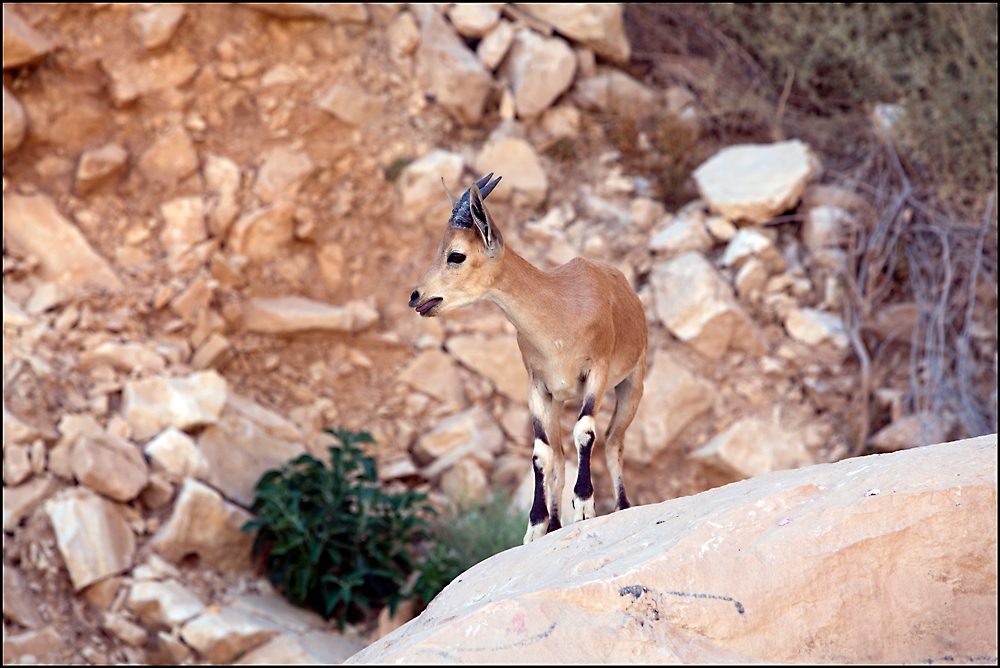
{"left": 571, "top": 496, "right": 596, "bottom": 524}
{"left": 523, "top": 522, "right": 547, "bottom": 544}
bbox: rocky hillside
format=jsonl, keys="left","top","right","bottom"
{"left": 3, "top": 3, "right": 997, "bottom": 664}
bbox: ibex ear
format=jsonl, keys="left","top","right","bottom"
{"left": 470, "top": 183, "right": 503, "bottom": 257}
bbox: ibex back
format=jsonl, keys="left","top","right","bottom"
{"left": 408, "top": 173, "right": 647, "bottom": 543}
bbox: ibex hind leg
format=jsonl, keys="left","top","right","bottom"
{"left": 572, "top": 366, "right": 608, "bottom": 524}
{"left": 605, "top": 360, "right": 645, "bottom": 512}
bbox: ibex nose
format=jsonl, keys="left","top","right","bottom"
{"left": 408, "top": 290, "right": 420, "bottom": 307}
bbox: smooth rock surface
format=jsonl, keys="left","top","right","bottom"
{"left": 474, "top": 136, "right": 548, "bottom": 204}
{"left": 349, "top": 435, "right": 997, "bottom": 664}
{"left": 228, "top": 198, "right": 296, "bottom": 262}
{"left": 70, "top": 432, "right": 149, "bottom": 502}
{"left": 396, "top": 348, "right": 465, "bottom": 407}
{"left": 693, "top": 140, "right": 821, "bottom": 224}
{"left": 127, "top": 579, "right": 206, "bottom": 629}
{"left": 75, "top": 143, "right": 129, "bottom": 195}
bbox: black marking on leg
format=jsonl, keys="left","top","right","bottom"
{"left": 532, "top": 417, "right": 549, "bottom": 445}
{"left": 616, "top": 482, "right": 630, "bottom": 510}
{"left": 574, "top": 439, "right": 594, "bottom": 501}
{"left": 547, "top": 513, "right": 561, "bottom": 532}
{"left": 528, "top": 455, "right": 548, "bottom": 526}
{"left": 579, "top": 395, "right": 596, "bottom": 420}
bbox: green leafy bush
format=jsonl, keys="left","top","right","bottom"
{"left": 243, "top": 429, "right": 433, "bottom": 629}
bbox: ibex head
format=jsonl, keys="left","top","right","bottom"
{"left": 408, "top": 173, "right": 503, "bottom": 317}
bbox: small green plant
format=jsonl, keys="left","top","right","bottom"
{"left": 243, "top": 429, "right": 433, "bottom": 629}
{"left": 382, "top": 158, "right": 410, "bottom": 183}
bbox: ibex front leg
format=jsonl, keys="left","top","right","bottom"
{"left": 571, "top": 365, "right": 609, "bottom": 524}
{"left": 524, "top": 383, "right": 555, "bottom": 544}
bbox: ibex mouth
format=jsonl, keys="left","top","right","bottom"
{"left": 415, "top": 297, "right": 442, "bottom": 316}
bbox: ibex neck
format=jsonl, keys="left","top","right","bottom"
{"left": 488, "top": 248, "right": 555, "bottom": 337}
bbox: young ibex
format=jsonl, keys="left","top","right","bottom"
{"left": 408, "top": 173, "right": 647, "bottom": 543}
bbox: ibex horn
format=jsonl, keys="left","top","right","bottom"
{"left": 441, "top": 178, "right": 459, "bottom": 207}
{"left": 479, "top": 174, "right": 502, "bottom": 198}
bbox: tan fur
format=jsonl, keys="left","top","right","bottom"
{"left": 410, "top": 182, "right": 647, "bottom": 543}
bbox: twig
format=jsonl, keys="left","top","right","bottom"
{"left": 772, "top": 63, "right": 794, "bottom": 142}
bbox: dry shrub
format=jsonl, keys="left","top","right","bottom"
{"left": 621, "top": 4, "right": 998, "bottom": 447}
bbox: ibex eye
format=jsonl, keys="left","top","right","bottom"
{"left": 448, "top": 252, "right": 466, "bottom": 264}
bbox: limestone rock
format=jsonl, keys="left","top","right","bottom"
{"left": 651, "top": 252, "right": 765, "bottom": 359}
{"left": 387, "top": 10, "right": 420, "bottom": 56}
{"left": 3, "top": 564, "right": 44, "bottom": 629}
{"left": 720, "top": 228, "right": 786, "bottom": 274}
{"left": 317, "top": 85, "right": 385, "bottom": 126}
{"left": 122, "top": 371, "right": 228, "bottom": 442}
{"left": 415, "top": 6, "right": 493, "bottom": 126}
{"left": 127, "top": 579, "right": 206, "bottom": 629}
{"left": 515, "top": 4, "right": 630, "bottom": 63}
{"left": 3, "top": 5, "right": 52, "bottom": 68}
{"left": 140, "top": 127, "right": 199, "bottom": 186}
{"left": 440, "top": 457, "right": 489, "bottom": 509}
{"left": 649, "top": 216, "right": 713, "bottom": 257}
{"left": 101, "top": 612, "right": 148, "bottom": 647}
{"left": 3, "top": 404, "right": 46, "bottom": 448}
{"left": 396, "top": 349, "right": 465, "bottom": 407}
{"left": 78, "top": 342, "right": 166, "bottom": 374}
{"left": 446, "top": 334, "right": 529, "bottom": 402}
{"left": 191, "top": 332, "right": 232, "bottom": 370}
{"left": 413, "top": 406, "right": 504, "bottom": 474}
{"left": 351, "top": 434, "right": 998, "bottom": 665}
{"left": 571, "top": 66, "right": 659, "bottom": 117}
{"left": 237, "top": 630, "right": 365, "bottom": 664}
{"left": 180, "top": 606, "right": 284, "bottom": 663}
{"left": 476, "top": 19, "right": 515, "bottom": 71}
{"left": 228, "top": 198, "right": 296, "bottom": 262}
{"left": 227, "top": 593, "right": 327, "bottom": 635}
{"left": 802, "top": 205, "right": 851, "bottom": 251}
{"left": 75, "top": 143, "right": 129, "bottom": 195}
{"left": 243, "top": 296, "right": 377, "bottom": 334}
{"left": 253, "top": 146, "right": 315, "bottom": 204}
{"left": 3, "top": 194, "right": 122, "bottom": 290}
{"left": 447, "top": 3, "right": 502, "bottom": 38}
{"left": 398, "top": 149, "right": 464, "bottom": 221}
{"left": 3, "top": 444, "right": 31, "bottom": 486}
{"left": 3, "top": 86, "right": 26, "bottom": 155}
{"left": 870, "top": 413, "right": 956, "bottom": 453}
{"left": 475, "top": 136, "right": 548, "bottom": 204}
{"left": 44, "top": 487, "right": 136, "bottom": 591}
{"left": 734, "top": 257, "right": 768, "bottom": 297}
{"left": 132, "top": 4, "right": 186, "bottom": 50}
{"left": 693, "top": 140, "right": 821, "bottom": 224}
{"left": 3, "top": 475, "right": 56, "bottom": 531}
{"left": 160, "top": 196, "right": 207, "bottom": 257}
{"left": 689, "top": 417, "right": 814, "bottom": 480}
{"left": 2, "top": 626, "right": 63, "bottom": 665}
{"left": 784, "top": 307, "right": 849, "bottom": 348}
{"left": 244, "top": 3, "right": 368, "bottom": 23}
{"left": 71, "top": 432, "right": 149, "bottom": 502}
{"left": 148, "top": 478, "right": 255, "bottom": 572}
{"left": 624, "top": 350, "right": 715, "bottom": 465}
{"left": 197, "top": 412, "right": 305, "bottom": 507}
{"left": 144, "top": 427, "right": 210, "bottom": 479}
{"left": 498, "top": 29, "right": 576, "bottom": 119}
{"left": 102, "top": 48, "right": 199, "bottom": 105}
